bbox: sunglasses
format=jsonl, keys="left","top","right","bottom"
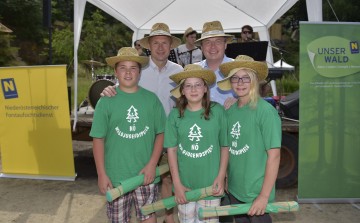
{"left": 242, "top": 31, "right": 252, "bottom": 34}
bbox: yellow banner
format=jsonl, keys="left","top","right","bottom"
{"left": 0, "top": 65, "right": 75, "bottom": 180}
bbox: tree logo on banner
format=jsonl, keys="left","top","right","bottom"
{"left": 188, "top": 124, "right": 203, "bottom": 141}
{"left": 231, "top": 121, "right": 241, "bottom": 139}
{"left": 126, "top": 105, "right": 139, "bottom": 123}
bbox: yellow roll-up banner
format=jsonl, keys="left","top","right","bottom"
{"left": 0, "top": 65, "right": 75, "bottom": 181}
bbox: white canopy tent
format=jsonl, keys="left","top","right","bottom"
{"left": 273, "top": 60, "right": 295, "bottom": 70}
{"left": 72, "top": 0, "right": 303, "bottom": 129}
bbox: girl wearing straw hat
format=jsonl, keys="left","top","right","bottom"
{"left": 217, "top": 55, "right": 281, "bottom": 223}
{"left": 164, "top": 64, "right": 229, "bottom": 223}
{"left": 90, "top": 47, "right": 166, "bottom": 223}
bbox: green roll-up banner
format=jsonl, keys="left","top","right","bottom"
{"left": 298, "top": 22, "right": 360, "bottom": 202}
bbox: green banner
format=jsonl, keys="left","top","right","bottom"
{"left": 298, "top": 22, "right": 360, "bottom": 202}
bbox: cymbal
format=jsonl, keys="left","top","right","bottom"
{"left": 82, "top": 60, "right": 105, "bottom": 67}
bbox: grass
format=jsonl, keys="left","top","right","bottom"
{"left": 67, "top": 69, "right": 93, "bottom": 111}
{"left": 276, "top": 74, "right": 299, "bottom": 95}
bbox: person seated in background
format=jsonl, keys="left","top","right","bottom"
{"left": 238, "top": 25, "right": 256, "bottom": 42}
{"left": 134, "top": 40, "right": 146, "bottom": 56}
{"left": 176, "top": 27, "right": 203, "bottom": 66}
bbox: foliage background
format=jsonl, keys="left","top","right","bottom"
{"left": 1, "top": 0, "right": 359, "bottom": 104}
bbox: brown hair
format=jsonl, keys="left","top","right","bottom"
{"left": 241, "top": 25, "right": 253, "bottom": 33}
{"left": 176, "top": 80, "right": 212, "bottom": 120}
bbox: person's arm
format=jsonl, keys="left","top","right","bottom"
{"left": 100, "top": 85, "right": 117, "bottom": 97}
{"left": 223, "top": 97, "right": 237, "bottom": 110}
{"left": 248, "top": 148, "right": 280, "bottom": 216}
{"left": 212, "top": 146, "right": 229, "bottom": 196}
{"left": 140, "top": 133, "right": 164, "bottom": 185}
{"left": 93, "top": 137, "right": 113, "bottom": 194}
{"left": 167, "top": 147, "right": 189, "bottom": 204}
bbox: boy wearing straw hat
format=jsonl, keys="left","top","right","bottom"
{"left": 164, "top": 64, "right": 229, "bottom": 223}
{"left": 90, "top": 47, "right": 166, "bottom": 223}
{"left": 217, "top": 55, "right": 281, "bottom": 223}
{"left": 101, "top": 22, "right": 183, "bottom": 223}
{"left": 194, "top": 20, "right": 236, "bottom": 106}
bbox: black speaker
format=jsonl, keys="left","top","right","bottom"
{"left": 280, "top": 90, "right": 299, "bottom": 120}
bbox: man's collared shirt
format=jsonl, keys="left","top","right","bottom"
{"left": 196, "top": 56, "right": 235, "bottom": 105}
{"left": 139, "top": 56, "right": 183, "bottom": 115}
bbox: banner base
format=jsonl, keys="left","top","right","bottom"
{"left": 0, "top": 172, "right": 77, "bottom": 181}
{"left": 297, "top": 196, "right": 360, "bottom": 204}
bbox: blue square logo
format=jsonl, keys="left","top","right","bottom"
{"left": 350, "top": 41, "right": 359, "bottom": 54}
{"left": 1, "top": 78, "right": 18, "bottom": 99}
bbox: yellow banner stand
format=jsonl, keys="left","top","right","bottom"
{"left": 0, "top": 65, "right": 76, "bottom": 181}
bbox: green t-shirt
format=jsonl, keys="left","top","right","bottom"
{"left": 164, "top": 103, "right": 228, "bottom": 199}
{"left": 90, "top": 87, "right": 166, "bottom": 187}
{"left": 226, "top": 98, "right": 281, "bottom": 203}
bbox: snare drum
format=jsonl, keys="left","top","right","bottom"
{"left": 88, "top": 80, "right": 115, "bottom": 108}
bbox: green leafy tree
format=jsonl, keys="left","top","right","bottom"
{"left": 0, "top": 32, "right": 19, "bottom": 66}
{"left": 51, "top": 22, "right": 73, "bottom": 65}
{"left": 0, "top": 0, "right": 47, "bottom": 65}
{"left": 323, "top": 0, "right": 360, "bottom": 22}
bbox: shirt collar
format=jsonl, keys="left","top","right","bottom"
{"left": 149, "top": 56, "right": 169, "bottom": 72}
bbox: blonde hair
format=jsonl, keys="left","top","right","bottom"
{"left": 238, "top": 68, "right": 260, "bottom": 109}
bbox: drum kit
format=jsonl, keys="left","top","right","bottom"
{"left": 79, "top": 60, "right": 116, "bottom": 113}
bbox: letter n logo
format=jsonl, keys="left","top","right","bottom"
{"left": 1, "top": 78, "right": 18, "bottom": 99}
{"left": 350, "top": 41, "right": 359, "bottom": 54}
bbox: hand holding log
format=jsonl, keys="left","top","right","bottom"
{"left": 141, "top": 185, "right": 214, "bottom": 215}
{"left": 198, "top": 201, "right": 299, "bottom": 218}
{"left": 106, "top": 164, "right": 169, "bottom": 202}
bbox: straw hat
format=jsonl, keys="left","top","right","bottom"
{"left": 195, "top": 20, "right": 234, "bottom": 45}
{"left": 170, "top": 64, "right": 216, "bottom": 98}
{"left": 217, "top": 55, "right": 268, "bottom": 91}
{"left": 139, "top": 23, "right": 181, "bottom": 50}
{"left": 105, "top": 47, "right": 149, "bottom": 68}
{"left": 184, "top": 27, "right": 197, "bottom": 38}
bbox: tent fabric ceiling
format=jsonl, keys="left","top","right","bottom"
{"left": 87, "top": 0, "right": 298, "bottom": 34}
{"left": 72, "top": 0, "right": 299, "bottom": 130}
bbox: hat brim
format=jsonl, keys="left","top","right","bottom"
{"left": 195, "top": 34, "right": 234, "bottom": 46}
{"left": 139, "top": 35, "right": 181, "bottom": 50}
{"left": 217, "top": 61, "right": 268, "bottom": 91}
{"left": 105, "top": 56, "right": 149, "bottom": 68}
{"left": 170, "top": 70, "right": 216, "bottom": 85}
{"left": 220, "top": 61, "right": 268, "bottom": 81}
{"left": 169, "top": 70, "right": 216, "bottom": 98}
{"left": 170, "top": 81, "right": 183, "bottom": 98}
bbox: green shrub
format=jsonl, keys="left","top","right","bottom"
{"left": 275, "top": 74, "right": 299, "bottom": 95}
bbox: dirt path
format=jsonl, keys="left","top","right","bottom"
{"left": 0, "top": 141, "right": 359, "bottom": 223}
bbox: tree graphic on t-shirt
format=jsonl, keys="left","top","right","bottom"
{"left": 188, "top": 124, "right": 203, "bottom": 141}
{"left": 231, "top": 121, "right": 241, "bottom": 139}
{"left": 126, "top": 105, "right": 139, "bottom": 123}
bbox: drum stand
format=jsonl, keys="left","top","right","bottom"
{"left": 79, "top": 59, "right": 105, "bottom": 113}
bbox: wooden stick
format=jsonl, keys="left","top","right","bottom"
{"left": 198, "top": 201, "right": 299, "bottom": 218}
{"left": 106, "top": 164, "right": 169, "bottom": 202}
{"left": 141, "top": 185, "right": 214, "bottom": 215}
